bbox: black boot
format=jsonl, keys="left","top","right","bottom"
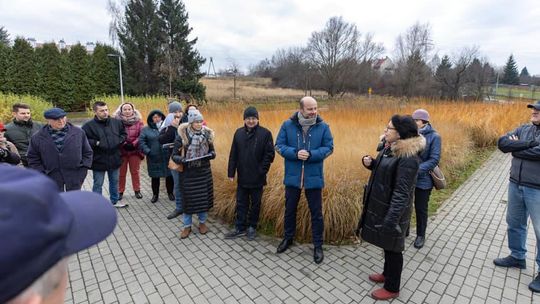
{"left": 314, "top": 246, "right": 324, "bottom": 264}
{"left": 168, "top": 193, "right": 175, "bottom": 201}
{"left": 414, "top": 236, "right": 425, "bottom": 249}
{"left": 276, "top": 238, "right": 293, "bottom": 253}
{"left": 135, "top": 191, "right": 143, "bottom": 199}
{"left": 151, "top": 194, "right": 158, "bottom": 203}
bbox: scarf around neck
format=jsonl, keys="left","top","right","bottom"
{"left": 185, "top": 126, "right": 209, "bottom": 160}
{"left": 297, "top": 112, "right": 316, "bottom": 134}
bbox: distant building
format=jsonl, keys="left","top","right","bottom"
{"left": 373, "top": 56, "right": 394, "bottom": 74}
{"left": 24, "top": 37, "right": 96, "bottom": 54}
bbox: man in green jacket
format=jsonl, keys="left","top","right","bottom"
{"left": 5, "top": 103, "right": 43, "bottom": 166}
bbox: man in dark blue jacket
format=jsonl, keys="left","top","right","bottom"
{"left": 275, "top": 96, "right": 334, "bottom": 264}
{"left": 494, "top": 100, "right": 540, "bottom": 292}
{"left": 27, "top": 108, "right": 93, "bottom": 191}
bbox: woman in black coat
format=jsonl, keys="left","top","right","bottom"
{"left": 359, "top": 115, "right": 425, "bottom": 300}
{"left": 171, "top": 110, "right": 215, "bottom": 239}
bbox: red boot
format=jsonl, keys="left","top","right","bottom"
{"left": 371, "top": 288, "right": 399, "bottom": 300}
{"left": 368, "top": 273, "right": 385, "bottom": 283}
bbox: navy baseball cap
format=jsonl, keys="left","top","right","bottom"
{"left": 44, "top": 107, "right": 67, "bottom": 119}
{"left": 527, "top": 100, "right": 540, "bottom": 110}
{"left": 0, "top": 165, "right": 117, "bottom": 303}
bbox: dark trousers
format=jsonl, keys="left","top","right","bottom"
{"left": 414, "top": 188, "right": 432, "bottom": 237}
{"left": 284, "top": 186, "right": 324, "bottom": 247}
{"left": 235, "top": 186, "right": 263, "bottom": 231}
{"left": 151, "top": 176, "right": 174, "bottom": 195}
{"left": 383, "top": 250, "right": 403, "bottom": 292}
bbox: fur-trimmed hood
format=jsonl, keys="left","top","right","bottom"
{"left": 112, "top": 103, "right": 143, "bottom": 123}
{"left": 390, "top": 135, "right": 426, "bottom": 158}
{"left": 177, "top": 122, "right": 214, "bottom": 147}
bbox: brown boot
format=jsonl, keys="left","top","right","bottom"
{"left": 199, "top": 223, "right": 209, "bottom": 235}
{"left": 180, "top": 227, "right": 191, "bottom": 239}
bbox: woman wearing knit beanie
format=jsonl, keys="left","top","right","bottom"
{"left": 358, "top": 114, "right": 425, "bottom": 300}
{"left": 410, "top": 109, "right": 442, "bottom": 249}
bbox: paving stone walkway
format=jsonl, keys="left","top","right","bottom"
{"left": 66, "top": 151, "right": 540, "bottom": 304}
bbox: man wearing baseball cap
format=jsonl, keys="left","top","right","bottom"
{"left": 0, "top": 165, "right": 118, "bottom": 303}
{"left": 27, "top": 108, "right": 93, "bottom": 191}
{"left": 494, "top": 100, "right": 540, "bottom": 292}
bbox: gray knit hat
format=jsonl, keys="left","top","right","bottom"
{"left": 188, "top": 110, "right": 203, "bottom": 123}
{"left": 168, "top": 101, "right": 183, "bottom": 113}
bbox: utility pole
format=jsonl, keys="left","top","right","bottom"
{"left": 207, "top": 57, "right": 216, "bottom": 77}
{"left": 107, "top": 53, "right": 124, "bottom": 103}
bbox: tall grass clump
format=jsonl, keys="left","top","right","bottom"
{"left": 0, "top": 93, "right": 52, "bottom": 123}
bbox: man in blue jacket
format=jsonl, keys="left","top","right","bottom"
{"left": 275, "top": 96, "right": 333, "bottom": 264}
{"left": 494, "top": 100, "right": 540, "bottom": 292}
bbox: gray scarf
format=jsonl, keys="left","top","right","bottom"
{"left": 297, "top": 112, "right": 316, "bottom": 134}
{"left": 185, "top": 126, "right": 209, "bottom": 159}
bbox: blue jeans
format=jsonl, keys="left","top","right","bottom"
{"left": 170, "top": 169, "right": 183, "bottom": 211}
{"left": 183, "top": 212, "right": 208, "bottom": 228}
{"left": 507, "top": 181, "right": 540, "bottom": 268}
{"left": 92, "top": 169, "right": 120, "bottom": 204}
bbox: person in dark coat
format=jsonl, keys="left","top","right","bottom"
{"left": 359, "top": 115, "right": 425, "bottom": 300}
{"left": 27, "top": 108, "right": 93, "bottom": 191}
{"left": 494, "top": 100, "right": 540, "bottom": 292}
{"left": 275, "top": 96, "right": 334, "bottom": 264}
{"left": 113, "top": 102, "right": 145, "bottom": 200}
{"left": 82, "top": 101, "right": 128, "bottom": 208}
{"left": 159, "top": 110, "right": 184, "bottom": 220}
{"left": 410, "top": 109, "right": 441, "bottom": 249}
{"left": 139, "top": 109, "right": 174, "bottom": 203}
{"left": 0, "top": 122, "right": 21, "bottom": 165}
{"left": 225, "top": 106, "right": 275, "bottom": 240}
{"left": 172, "top": 110, "right": 215, "bottom": 239}
{"left": 5, "top": 103, "right": 43, "bottom": 166}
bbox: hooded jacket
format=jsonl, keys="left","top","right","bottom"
{"left": 139, "top": 110, "right": 170, "bottom": 178}
{"left": 275, "top": 112, "right": 333, "bottom": 189}
{"left": 416, "top": 124, "right": 442, "bottom": 189}
{"left": 360, "top": 135, "right": 425, "bottom": 252}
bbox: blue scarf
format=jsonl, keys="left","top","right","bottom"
{"left": 48, "top": 125, "right": 69, "bottom": 151}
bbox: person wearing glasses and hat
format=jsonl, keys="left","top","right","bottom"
{"left": 27, "top": 108, "right": 93, "bottom": 191}
{"left": 0, "top": 165, "right": 117, "bottom": 304}
{"left": 494, "top": 100, "right": 540, "bottom": 292}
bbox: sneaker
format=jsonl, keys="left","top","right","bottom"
{"left": 114, "top": 202, "right": 128, "bottom": 208}
{"left": 371, "top": 288, "right": 399, "bottom": 300}
{"left": 246, "top": 227, "right": 257, "bottom": 240}
{"left": 529, "top": 273, "right": 540, "bottom": 292}
{"left": 493, "top": 255, "right": 526, "bottom": 269}
{"left": 224, "top": 229, "right": 246, "bottom": 239}
{"left": 166, "top": 209, "right": 183, "bottom": 220}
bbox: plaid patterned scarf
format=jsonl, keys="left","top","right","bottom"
{"left": 185, "top": 127, "right": 209, "bottom": 160}
{"left": 48, "top": 125, "right": 69, "bottom": 151}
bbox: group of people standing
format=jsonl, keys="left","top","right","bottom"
{"left": 0, "top": 97, "right": 444, "bottom": 301}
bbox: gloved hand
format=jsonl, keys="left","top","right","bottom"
{"left": 0, "top": 147, "right": 8, "bottom": 158}
{"left": 381, "top": 222, "right": 402, "bottom": 236}
{"left": 172, "top": 155, "right": 186, "bottom": 164}
{"left": 124, "top": 143, "right": 135, "bottom": 151}
{"left": 208, "top": 151, "right": 216, "bottom": 159}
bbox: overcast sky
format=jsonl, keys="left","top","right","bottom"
{"left": 1, "top": 0, "right": 539, "bottom": 75}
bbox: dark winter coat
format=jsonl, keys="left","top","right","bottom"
{"left": 228, "top": 124, "right": 275, "bottom": 188}
{"left": 498, "top": 123, "right": 540, "bottom": 189}
{"left": 158, "top": 124, "right": 178, "bottom": 158}
{"left": 416, "top": 124, "right": 442, "bottom": 190}
{"left": 120, "top": 120, "right": 144, "bottom": 159}
{"left": 139, "top": 110, "right": 171, "bottom": 178}
{"left": 5, "top": 119, "right": 43, "bottom": 166}
{"left": 360, "top": 136, "right": 425, "bottom": 252}
{"left": 82, "top": 116, "right": 127, "bottom": 171}
{"left": 172, "top": 123, "right": 215, "bottom": 214}
{"left": 27, "top": 123, "right": 93, "bottom": 189}
{"left": 275, "top": 113, "right": 333, "bottom": 189}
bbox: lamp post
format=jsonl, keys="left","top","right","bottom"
{"left": 107, "top": 54, "right": 124, "bottom": 103}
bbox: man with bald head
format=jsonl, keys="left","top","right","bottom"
{"left": 275, "top": 96, "right": 334, "bottom": 264}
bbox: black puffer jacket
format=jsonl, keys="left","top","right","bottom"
{"left": 227, "top": 124, "right": 275, "bottom": 188}
{"left": 172, "top": 123, "right": 216, "bottom": 214}
{"left": 360, "top": 136, "right": 425, "bottom": 252}
{"left": 82, "top": 117, "right": 127, "bottom": 171}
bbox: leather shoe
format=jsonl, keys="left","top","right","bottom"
{"left": 180, "top": 227, "right": 191, "bottom": 239}
{"left": 166, "top": 209, "right": 183, "bottom": 220}
{"left": 168, "top": 193, "right": 175, "bottom": 201}
{"left": 371, "top": 288, "right": 399, "bottom": 300}
{"left": 414, "top": 236, "right": 425, "bottom": 249}
{"left": 493, "top": 255, "right": 526, "bottom": 269}
{"left": 276, "top": 238, "right": 293, "bottom": 253}
{"left": 368, "top": 273, "right": 385, "bottom": 283}
{"left": 314, "top": 246, "right": 324, "bottom": 264}
{"left": 151, "top": 194, "right": 158, "bottom": 203}
{"left": 529, "top": 273, "right": 540, "bottom": 292}
{"left": 135, "top": 191, "right": 143, "bottom": 199}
